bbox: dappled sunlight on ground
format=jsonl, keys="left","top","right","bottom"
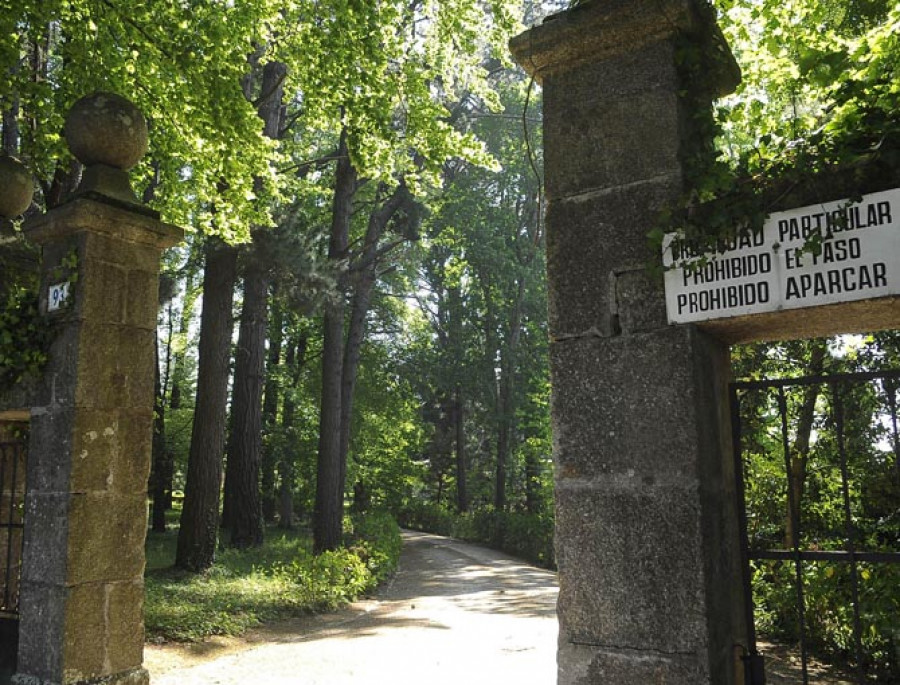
{"left": 147, "top": 530, "right": 559, "bottom": 684}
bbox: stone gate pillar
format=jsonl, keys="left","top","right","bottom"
{"left": 511, "top": 2, "right": 746, "bottom": 683}
{"left": 13, "top": 93, "right": 182, "bottom": 685}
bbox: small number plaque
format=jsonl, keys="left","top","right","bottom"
{"left": 48, "top": 282, "right": 70, "bottom": 312}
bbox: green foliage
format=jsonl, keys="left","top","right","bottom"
{"left": 398, "top": 500, "right": 458, "bottom": 537}
{"left": 144, "top": 511, "right": 402, "bottom": 642}
{"left": 734, "top": 337, "right": 899, "bottom": 678}
{"left": 344, "top": 510, "right": 404, "bottom": 586}
{"left": 0, "top": 283, "right": 48, "bottom": 388}
{"left": 1, "top": 0, "right": 522, "bottom": 240}
{"left": 349, "top": 337, "right": 428, "bottom": 512}
{"left": 454, "top": 508, "right": 555, "bottom": 568}
{"left": 656, "top": 0, "right": 900, "bottom": 257}
{"left": 399, "top": 501, "right": 555, "bottom": 569}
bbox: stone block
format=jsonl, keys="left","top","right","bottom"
{"left": 511, "top": 0, "right": 698, "bottom": 79}
{"left": 15, "top": 581, "right": 65, "bottom": 680}
{"left": 75, "top": 324, "right": 155, "bottom": 410}
{"left": 25, "top": 198, "right": 182, "bottom": 254}
{"left": 83, "top": 232, "right": 162, "bottom": 274}
{"left": 558, "top": 642, "right": 709, "bottom": 685}
{"left": 543, "top": 52, "right": 684, "bottom": 199}
{"left": 66, "top": 493, "right": 147, "bottom": 583}
{"left": 555, "top": 482, "right": 708, "bottom": 653}
{"left": 106, "top": 580, "right": 146, "bottom": 674}
{"left": 550, "top": 328, "right": 705, "bottom": 482}
{"left": 125, "top": 268, "right": 160, "bottom": 330}
{"left": 61, "top": 583, "right": 107, "bottom": 679}
{"left": 70, "top": 410, "right": 153, "bottom": 495}
{"left": 612, "top": 267, "right": 669, "bottom": 334}
{"left": 25, "top": 410, "right": 74, "bottom": 493}
{"left": 39, "top": 236, "right": 82, "bottom": 286}
{"left": 78, "top": 260, "right": 127, "bottom": 325}
{"left": 59, "top": 581, "right": 146, "bottom": 682}
{"left": 545, "top": 176, "right": 681, "bottom": 337}
{"left": 20, "top": 492, "right": 68, "bottom": 585}
{"left": 41, "top": 322, "right": 81, "bottom": 406}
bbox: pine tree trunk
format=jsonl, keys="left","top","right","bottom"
{"left": 278, "top": 335, "right": 309, "bottom": 528}
{"left": 525, "top": 447, "right": 541, "bottom": 514}
{"left": 150, "top": 337, "right": 170, "bottom": 533}
{"left": 278, "top": 335, "right": 307, "bottom": 529}
{"left": 314, "top": 128, "right": 356, "bottom": 554}
{"left": 454, "top": 387, "right": 468, "bottom": 513}
{"left": 225, "top": 253, "right": 269, "bottom": 549}
{"left": 175, "top": 238, "right": 237, "bottom": 572}
{"left": 261, "top": 296, "right": 283, "bottom": 522}
{"left": 337, "top": 183, "right": 412, "bottom": 516}
{"left": 494, "top": 277, "right": 525, "bottom": 512}
{"left": 222, "top": 58, "right": 285, "bottom": 545}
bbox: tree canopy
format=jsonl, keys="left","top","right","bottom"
{"left": 1, "top": 0, "right": 520, "bottom": 238}
{"left": 658, "top": 0, "right": 900, "bottom": 250}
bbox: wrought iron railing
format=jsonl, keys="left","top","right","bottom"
{"left": 0, "top": 439, "right": 26, "bottom": 619}
{"left": 731, "top": 369, "right": 900, "bottom": 684}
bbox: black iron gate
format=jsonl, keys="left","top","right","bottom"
{"left": 731, "top": 370, "right": 900, "bottom": 684}
{"left": 0, "top": 434, "right": 26, "bottom": 679}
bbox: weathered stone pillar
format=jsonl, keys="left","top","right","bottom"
{"left": 511, "top": 3, "right": 745, "bottom": 683}
{"left": 13, "top": 93, "right": 182, "bottom": 685}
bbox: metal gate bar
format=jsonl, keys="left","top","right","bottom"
{"left": 731, "top": 369, "right": 900, "bottom": 685}
{"left": 834, "top": 388, "right": 864, "bottom": 680}
{"left": 885, "top": 376, "right": 900, "bottom": 483}
{"left": 776, "top": 385, "right": 810, "bottom": 683}
{"left": 0, "top": 440, "right": 25, "bottom": 618}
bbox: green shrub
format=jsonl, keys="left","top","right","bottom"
{"left": 397, "top": 500, "right": 455, "bottom": 536}
{"left": 144, "top": 511, "right": 403, "bottom": 642}
{"left": 347, "top": 509, "right": 403, "bottom": 585}
{"left": 399, "top": 501, "right": 555, "bottom": 569}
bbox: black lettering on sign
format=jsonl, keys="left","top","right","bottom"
{"left": 781, "top": 200, "right": 894, "bottom": 241}
{"left": 811, "top": 237, "right": 861, "bottom": 265}
{"left": 676, "top": 281, "right": 770, "bottom": 315}
{"left": 682, "top": 253, "right": 773, "bottom": 286}
{"left": 784, "top": 263, "right": 890, "bottom": 300}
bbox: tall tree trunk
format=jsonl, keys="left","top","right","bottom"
{"left": 164, "top": 252, "right": 200, "bottom": 510}
{"left": 784, "top": 340, "right": 828, "bottom": 548}
{"left": 525, "top": 446, "right": 541, "bottom": 514}
{"left": 337, "top": 184, "right": 409, "bottom": 498}
{"left": 261, "top": 294, "right": 283, "bottom": 522}
{"left": 221, "top": 59, "right": 286, "bottom": 546}
{"left": 454, "top": 386, "right": 468, "bottom": 513}
{"left": 175, "top": 238, "right": 237, "bottom": 572}
{"left": 314, "top": 128, "right": 356, "bottom": 554}
{"left": 494, "top": 277, "right": 525, "bottom": 512}
{"left": 446, "top": 282, "right": 468, "bottom": 514}
{"left": 169, "top": 254, "right": 202, "bottom": 414}
{"left": 150, "top": 337, "right": 171, "bottom": 533}
{"left": 224, "top": 252, "right": 269, "bottom": 548}
{"left": 278, "top": 334, "right": 307, "bottom": 529}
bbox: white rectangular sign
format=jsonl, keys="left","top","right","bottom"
{"left": 663, "top": 188, "right": 900, "bottom": 324}
{"left": 48, "top": 282, "right": 70, "bottom": 312}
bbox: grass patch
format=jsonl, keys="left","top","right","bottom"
{"left": 144, "top": 511, "right": 402, "bottom": 642}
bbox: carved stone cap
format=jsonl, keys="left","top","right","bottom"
{"left": 64, "top": 92, "right": 149, "bottom": 170}
{"left": 510, "top": 0, "right": 740, "bottom": 96}
{"left": 0, "top": 155, "right": 35, "bottom": 219}
{"left": 24, "top": 197, "right": 183, "bottom": 250}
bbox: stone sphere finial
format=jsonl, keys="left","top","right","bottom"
{"left": 64, "top": 92, "right": 148, "bottom": 170}
{"left": 0, "top": 155, "right": 34, "bottom": 219}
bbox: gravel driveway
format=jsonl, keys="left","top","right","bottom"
{"left": 146, "top": 530, "right": 559, "bottom": 684}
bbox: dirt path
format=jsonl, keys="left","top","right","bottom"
{"left": 145, "top": 530, "right": 559, "bottom": 684}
